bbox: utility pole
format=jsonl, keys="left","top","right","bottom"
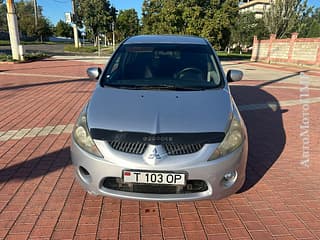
{"left": 111, "top": 4, "right": 116, "bottom": 52}
{"left": 33, "top": 0, "right": 41, "bottom": 42}
{"left": 112, "top": 21, "right": 115, "bottom": 52}
{"left": 71, "top": 0, "right": 79, "bottom": 48}
{"left": 6, "top": 0, "right": 21, "bottom": 60}
{"left": 98, "top": 34, "right": 101, "bottom": 56}
{"left": 33, "top": 0, "right": 38, "bottom": 29}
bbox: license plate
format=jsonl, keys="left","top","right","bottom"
{"left": 123, "top": 170, "right": 186, "bottom": 185}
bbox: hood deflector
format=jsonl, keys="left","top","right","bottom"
{"left": 90, "top": 128, "right": 225, "bottom": 145}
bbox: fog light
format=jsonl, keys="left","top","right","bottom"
{"left": 222, "top": 170, "right": 237, "bottom": 187}
{"left": 79, "top": 166, "right": 92, "bottom": 183}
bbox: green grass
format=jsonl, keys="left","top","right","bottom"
{"left": 217, "top": 51, "right": 252, "bottom": 60}
{"left": 64, "top": 44, "right": 98, "bottom": 53}
{"left": 64, "top": 44, "right": 117, "bottom": 55}
{"left": 101, "top": 46, "right": 116, "bottom": 55}
{"left": 0, "top": 40, "right": 10, "bottom": 46}
{"left": 0, "top": 53, "right": 13, "bottom": 62}
{"left": 0, "top": 52, "right": 48, "bottom": 62}
{"left": 0, "top": 40, "right": 59, "bottom": 46}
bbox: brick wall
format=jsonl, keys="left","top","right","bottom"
{"left": 251, "top": 33, "right": 320, "bottom": 67}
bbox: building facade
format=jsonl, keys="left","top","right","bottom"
{"left": 239, "top": 0, "right": 272, "bottom": 18}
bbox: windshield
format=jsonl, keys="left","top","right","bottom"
{"left": 102, "top": 44, "right": 222, "bottom": 90}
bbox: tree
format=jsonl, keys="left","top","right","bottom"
{"left": 117, "top": 9, "right": 139, "bottom": 40}
{"left": 15, "top": 0, "right": 35, "bottom": 37}
{"left": 307, "top": 18, "right": 320, "bottom": 37}
{"left": 231, "top": 12, "right": 268, "bottom": 48}
{"left": 263, "top": 0, "right": 309, "bottom": 38}
{"left": 0, "top": 1, "right": 7, "bottom": 32}
{"left": 156, "top": 0, "right": 184, "bottom": 34}
{"left": 36, "top": 17, "right": 53, "bottom": 41}
{"left": 142, "top": 0, "right": 207, "bottom": 35}
{"left": 201, "top": 0, "right": 239, "bottom": 49}
{"left": 181, "top": 2, "right": 205, "bottom": 36}
{"left": 298, "top": 7, "right": 320, "bottom": 38}
{"left": 77, "top": 0, "right": 115, "bottom": 44}
{"left": 141, "top": 0, "right": 239, "bottom": 49}
{"left": 141, "top": 0, "right": 163, "bottom": 34}
{"left": 55, "top": 20, "right": 73, "bottom": 38}
{"left": 14, "top": 0, "right": 53, "bottom": 40}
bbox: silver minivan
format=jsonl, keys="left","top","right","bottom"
{"left": 71, "top": 35, "right": 248, "bottom": 201}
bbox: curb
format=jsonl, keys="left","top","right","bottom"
{"left": 247, "top": 61, "right": 320, "bottom": 77}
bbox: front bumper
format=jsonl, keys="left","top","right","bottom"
{"left": 71, "top": 138, "right": 248, "bottom": 201}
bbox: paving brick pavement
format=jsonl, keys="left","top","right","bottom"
{"left": 0, "top": 58, "right": 319, "bottom": 239}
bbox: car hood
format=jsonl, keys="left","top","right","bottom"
{"left": 87, "top": 86, "right": 233, "bottom": 134}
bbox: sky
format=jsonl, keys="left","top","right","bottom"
{"left": 35, "top": 0, "right": 320, "bottom": 25}
{"left": 37, "top": 0, "right": 144, "bottom": 25}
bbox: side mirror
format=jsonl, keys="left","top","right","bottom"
{"left": 227, "top": 70, "right": 243, "bottom": 82}
{"left": 87, "top": 67, "right": 102, "bottom": 80}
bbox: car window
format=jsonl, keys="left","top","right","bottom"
{"left": 102, "top": 44, "right": 222, "bottom": 90}
{"left": 110, "top": 53, "right": 121, "bottom": 74}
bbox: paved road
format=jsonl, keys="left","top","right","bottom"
{"left": 0, "top": 58, "right": 319, "bottom": 239}
{"left": 0, "top": 44, "right": 66, "bottom": 55}
{"left": 0, "top": 44, "right": 109, "bottom": 57}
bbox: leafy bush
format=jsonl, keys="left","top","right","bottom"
{"left": 24, "top": 52, "right": 48, "bottom": 61}
{"left": 64, "top": 45, "right": 98, "bottom": 53}
{"left": 0, "top": 54, "right": 13, "bottom": 61}
{"left": 0, "top": 52, "right": 48, "bottom": 62}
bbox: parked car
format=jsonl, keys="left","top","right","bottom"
{"left": 71, "top": 35, "right": 248, "bottom": 201}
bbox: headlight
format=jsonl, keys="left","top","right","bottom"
{"left": 209, "top": 115, "right": 244, "bottom": 161}
{"left": 73, "top": 105, "right": 103, "bottom": 157}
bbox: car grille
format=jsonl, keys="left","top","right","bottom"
{"left": 102, "top": 177, "right": 208, "bottom": 194}
{"left": 108, "top": 141, "right": 147, "bottom": 155}
{"left": 164, "top": 143, "right": 203, "bottom": 155}
{"left": 108, "top": 141, "right": 204, "bottom": 155}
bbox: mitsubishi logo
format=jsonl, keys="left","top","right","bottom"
{"left": 144, "top": 145, "right": 166, "bottom": 165}
{"left": 148, "top": 147, "right": 162, "bottom": 160}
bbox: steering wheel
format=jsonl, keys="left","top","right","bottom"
{"left": 175, "top": 68, "right": 202, "bottom": 79}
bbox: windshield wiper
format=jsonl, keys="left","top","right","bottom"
{"left": 135, "top": 85, "right": 209, "bottom": 91}
{"left": 104, "top": 83, "right": 213, "bottom": 91}
{"left": 104, "top": 83, "right": 141, "bottom": 89}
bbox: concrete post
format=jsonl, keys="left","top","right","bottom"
{"left": 316, "top": 46, "right": 320, "bottom": 67}
{"left": 267, "top": 34, "right": 276, "bottom": 64}
{"left": 251, "top": 35, "right": 258, "bottom": 61}
{"left": 71, "top": 0, "right": 79, "bottom": 48}
{"left": 18, "top": 45, "right": 24, "bottom": 61}
{"left": 288, "top": 32, "right": 298, "bottom": 64}
{"left": 73, "top": 24, "right": 79, "bottom": 48}
{"left": 6, "top": 0, "right": 21, "bottom": 60}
